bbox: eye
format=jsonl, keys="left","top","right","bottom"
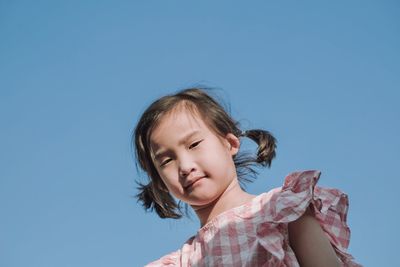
{"left": 160, "top": 158, "right": 172, "bottom": 167}
{"left": 189, "top": 140, "right": 203, "bottom": 149}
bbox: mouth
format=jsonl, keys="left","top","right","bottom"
{"left": 184, "top": 176, "right": 205, "bottom": 190}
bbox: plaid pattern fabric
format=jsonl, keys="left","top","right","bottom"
{"left": 146, "top": 170, "right": 361, "bottom": 267}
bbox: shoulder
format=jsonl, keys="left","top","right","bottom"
{"left": 259, "top": 169, "right": 350, "bottom": 233}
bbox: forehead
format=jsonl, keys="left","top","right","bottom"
{"left": 150, "top": 106, "right": 207, "bottom": 144}
{"left": 150, "top": 109, "right": 208, "bottom": 140}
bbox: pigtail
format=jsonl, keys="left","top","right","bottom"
{"left": 242, "top": 129, "right": 277, "bottom": 167}
{"left": 136, "top": 181, "right": 182, "bottom": 219}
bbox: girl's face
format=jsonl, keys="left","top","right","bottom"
{"left": 150, "top": 107, "right": 240, "bottom": 208}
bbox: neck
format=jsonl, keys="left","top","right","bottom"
{"left": 191, "top": 179, "right": 256, "bottom": 227}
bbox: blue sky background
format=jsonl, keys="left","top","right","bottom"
{"left": 1, "top": 1, "right": 399, "bottom": 266}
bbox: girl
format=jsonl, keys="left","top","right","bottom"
{"left": 133, "top": 88, "right": 361, "bottom": 267}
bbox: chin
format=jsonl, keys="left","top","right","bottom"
{"left": 186, "top": 191, "right": 222, "bottom": 207}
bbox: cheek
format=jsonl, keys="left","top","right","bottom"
{"left": 158, "top": 167, "right": 180, "bottom": 189}
{"left": 201, "top": 150, "right": 232, "bottom": 174}
{"left": 158, "top": 177, "right": 181, "bottom": 198}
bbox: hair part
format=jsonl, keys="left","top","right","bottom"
{"left": 133, "top": 87, "right": 277, "bottom": 219}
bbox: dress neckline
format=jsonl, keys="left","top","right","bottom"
{"left": 197, "top": 192, "right": 267, "bottom": 233}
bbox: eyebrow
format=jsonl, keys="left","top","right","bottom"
{"left": 153, "top": 130, "right": 201, "bottom": 161}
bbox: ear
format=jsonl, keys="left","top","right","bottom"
{"left": 225, "top": 133, "right": 240, "bottom": 156}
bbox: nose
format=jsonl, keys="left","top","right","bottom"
{"left": 178, "top": 156, "right": 196, "bottom": 178}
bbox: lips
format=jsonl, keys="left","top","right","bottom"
{"left": 183, "top": 176, "right": 205, "bottom": 189}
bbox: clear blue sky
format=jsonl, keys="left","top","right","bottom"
{"left": 1, "top": 1, "right": 399, "bottom": 266}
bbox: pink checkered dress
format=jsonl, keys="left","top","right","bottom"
{"left": 145, "top": 170, "right": 361, "bottom": 267}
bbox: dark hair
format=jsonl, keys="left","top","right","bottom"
{"left": 132, "top": 87, "right": 277, "bottom": 219}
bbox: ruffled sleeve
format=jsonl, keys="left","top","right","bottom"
{"left": 257, "top": 170, "right": 361, "bottom": 266}
{"left": 144, "top": 250, "right": 180, "bottom": 267}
